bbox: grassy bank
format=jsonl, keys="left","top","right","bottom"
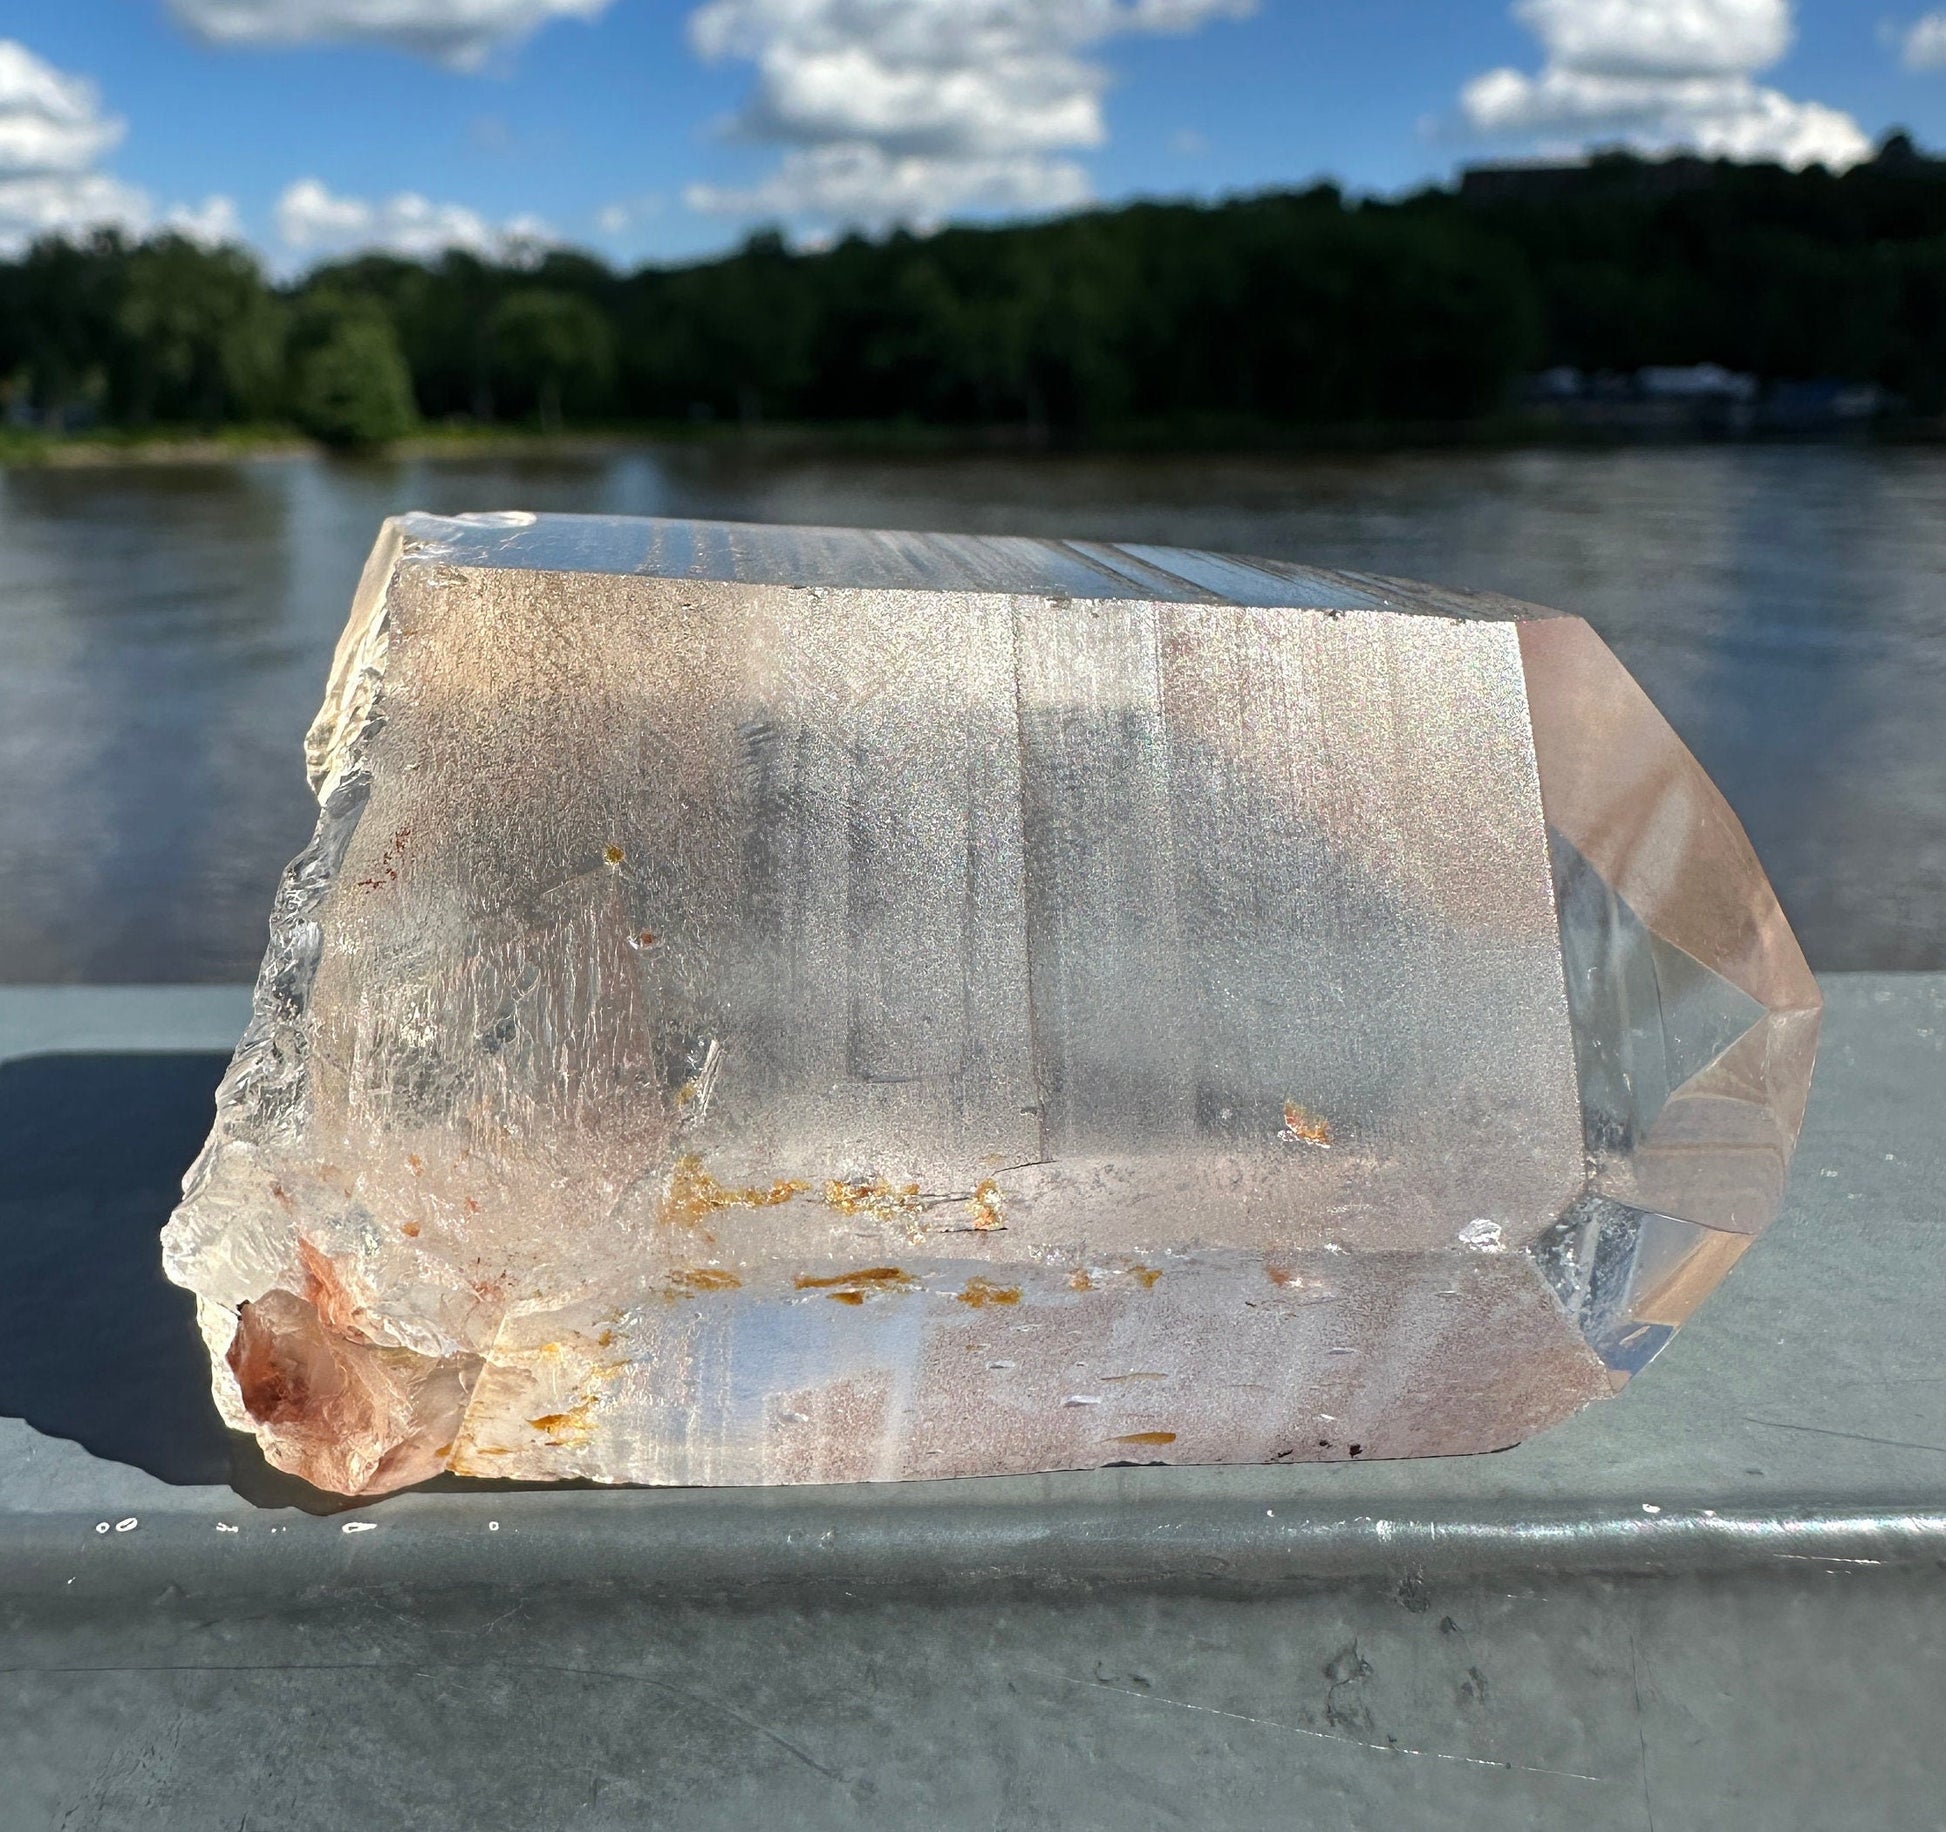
{"left": 4, "top": 408, "right": 1938, "bottom": 472}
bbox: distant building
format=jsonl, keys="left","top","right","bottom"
{"left": 1761, "top": 380, "right": 1890, "bottom": 430}
{"left": 1517, "top": 365, "right": 1889, "bottom": 436}
{"left": 1459, "top": 133, "right": 1945, "bottom": 206}
{"left": 1638, "top": 365, "right": 1758, "bottom": 404}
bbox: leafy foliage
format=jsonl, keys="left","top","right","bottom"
{"left": 5, "top": 150, "right": 1946, "bottom": 443}
{"left": 288, "top": 302, "right": 418, "bottom": 448}
{"left": 488, "top": 288, "right": 615, "bottom": 429}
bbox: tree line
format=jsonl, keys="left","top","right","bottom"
{"left": 4, "top": 142, "right": 1946, "bottom": 448}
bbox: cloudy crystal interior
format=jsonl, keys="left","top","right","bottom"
{"left": 162, "top": 514, "right": 1819, "bottom": 1496}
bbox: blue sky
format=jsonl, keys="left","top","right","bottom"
{"left": 1, "top": 1, "right": 1944, "bottom": 272}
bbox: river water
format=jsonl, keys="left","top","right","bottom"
{"left": 0, "top": 441, "right": 1940, "bottom": 979}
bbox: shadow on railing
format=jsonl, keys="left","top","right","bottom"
{"left": 0, "top": 1052, "right": 603, "bottom": 1515}
{"left": 0, "top": 1052, "right": 358, "bottom": 1508}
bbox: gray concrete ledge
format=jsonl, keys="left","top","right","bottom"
{"left": 2, "top": 973, "right": 1942, "bottom": 1601}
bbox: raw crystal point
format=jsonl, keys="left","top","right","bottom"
{"left": 163, "top": 514, "right": 1820, "bottom": 1497}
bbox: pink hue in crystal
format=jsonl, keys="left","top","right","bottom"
{"left": 163, "top": 517, "right": 1819, "bottom": 1495}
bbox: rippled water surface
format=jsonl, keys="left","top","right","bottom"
{"left": 1, "top": 442, "right": 1940, "bottom": 978}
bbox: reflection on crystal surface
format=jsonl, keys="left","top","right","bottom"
{"left": 1533, "top": 1196, "right": 1750, "bottom": 1377}
{"left": 1550, "top": 826, "right": 1789, "bottom": 1231}
{"left": 1519, "top": 615, "right": 1820, "bottom": 1013}
{"left": 163, "top": 516, "right": 1816, "bottom": 1494}
{"left": 1524, "top": 617, "right": 1821, "bottom": 1238}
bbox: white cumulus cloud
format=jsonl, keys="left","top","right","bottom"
{"left": 275, "top": 176, "right": 552, "bottom": 261}
{"left": 1456, "top": 0, "right": 1869, "bottom": 170}
{"left": 682, "top": 0, "right": 1254, "bottom": 232}
{"left": 1509, "top": 0, "right": 1788, "bottom": 77}
{"left": 1900, "top": 13, "right": 1946, "bottom": 69}
{"left": 0, "top": 38, "right": 126, "bottom": 175}
{"left": 164, "top": 194, "right": 248, "bottom": 246}
{"left": 684, "top": 144, "right": 1091, "bottom": 226}
{"left": 0, "top": 39, "right": 235, "bottom": 252}
{"left": 0, "top": 172, "right": 148, "bottom": 251}
{"left": 165, "top": 0, "right": 615, "bottom": 69}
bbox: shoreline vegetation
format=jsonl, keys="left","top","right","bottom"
{"left": 4, "top": 410, "right": 1943, "bottom": 471}
{"left": 8, "top": 140, "right": 1946, "bottom": 460}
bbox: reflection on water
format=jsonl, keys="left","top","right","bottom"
{"left": 0, "top": 443, "right": 1939, "bottom": 978}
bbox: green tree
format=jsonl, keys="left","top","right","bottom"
{"left": 8, "top": 145, "right": 1946, "bottom": 447}
{"left": 488, "top": 287, "right": 614, "bottom": 429}
{"left": 114, "top": 236, "right": 284, "bottom": 425}
{"left": 0, "top": 231, "right": 127, "bottom": 426}
{"left": 289, "top": 304, "right": 417, "bottom": 448}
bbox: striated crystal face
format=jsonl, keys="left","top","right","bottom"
{"left": 162, "top": 514, "right": 1819, "bottom": 1496}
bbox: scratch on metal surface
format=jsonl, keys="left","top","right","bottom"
{"left": 1627, "top": 1621, "right": 1656, "bottom": 1832}
{"left": 516, "top": 1661, "right": 843, "bottom": 1783}
{"left": 1739, "top": 1418, "right": 1946, "bottom": 1457}
{"left": 1044, "top": 1671, "right": 1612, "bottom": 1784}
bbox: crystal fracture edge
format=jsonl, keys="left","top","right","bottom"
{"left": 161, "top": 513, "right": 1818, "bottom": 1497}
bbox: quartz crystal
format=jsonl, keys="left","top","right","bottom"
{"left": 163, "top": 514, "right": 1820, "bottom": 1497}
